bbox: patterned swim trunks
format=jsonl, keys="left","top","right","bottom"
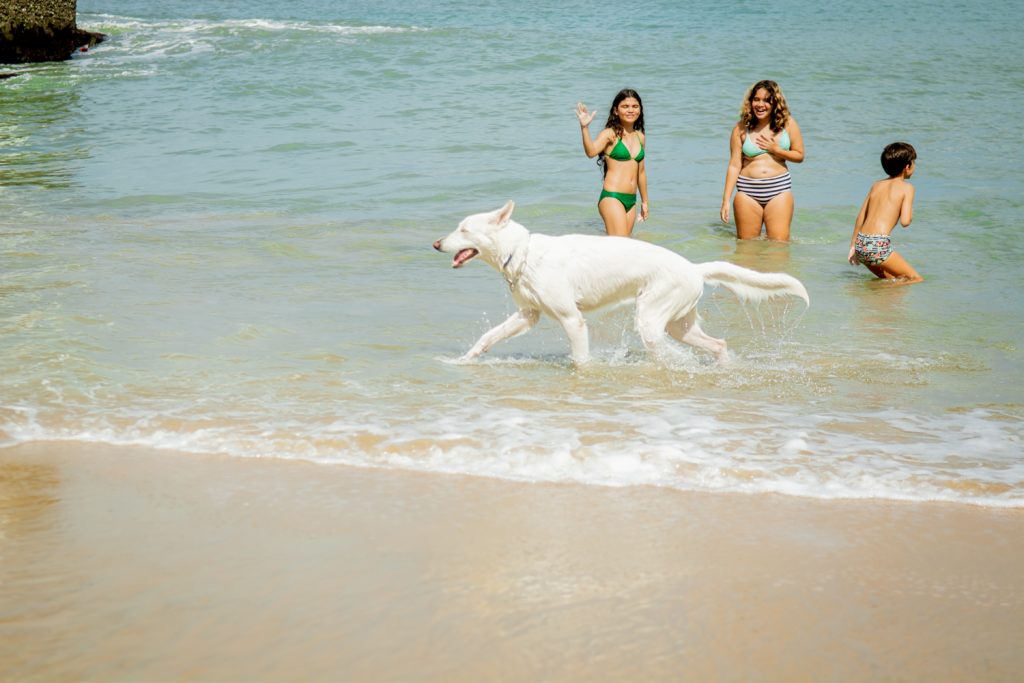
{"left": 854, "top": 233, "right": 892, "bottom": 266}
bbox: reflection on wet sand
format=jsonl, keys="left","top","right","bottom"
{"left": 0, "top": 459, "right": 59, "bottom": 538}
{"left": 0, "top": 456, "right": 70, "bottom": 679}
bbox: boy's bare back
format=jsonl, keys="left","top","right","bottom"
{"left": 855, "top": 176, "right": 915, "bottom": 236}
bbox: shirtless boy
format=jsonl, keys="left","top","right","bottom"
{"left": 848, "top": 142, "right": 923, "bottom": 284}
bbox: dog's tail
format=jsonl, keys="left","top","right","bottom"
{"left": 695, "top": 261, "right": 809, "bottom": 306}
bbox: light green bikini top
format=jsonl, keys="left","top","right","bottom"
{"left": 743, "top": 128, "right": 790, "bottom": 157}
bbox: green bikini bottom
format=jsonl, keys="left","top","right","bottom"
{"left": 599, "top": 189, "right": 637, "bottom": 212}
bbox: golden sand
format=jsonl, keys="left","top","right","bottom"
{"left": 1, "top": 442, "right": 1021, "bottom": 682}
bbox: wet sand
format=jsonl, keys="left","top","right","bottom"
{"left": 1, "top": 441, "right": 1022, "bottom": 682}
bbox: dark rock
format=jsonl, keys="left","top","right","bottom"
{"left": 0, "top": 26, "right": 105, "bottom": 63}
{"left": 1, "top": 1, "right": 106, "bottom": 64}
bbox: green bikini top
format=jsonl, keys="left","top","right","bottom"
{"left": 608, "top": 134, "right": 644, "bottom": 162}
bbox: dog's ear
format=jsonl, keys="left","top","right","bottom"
{"left": 494, "top": 200, "right": 515, "bottom": 227}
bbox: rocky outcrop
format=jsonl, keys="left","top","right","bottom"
{"left": 0, "top": 0, "right": 104, "bottom": 63}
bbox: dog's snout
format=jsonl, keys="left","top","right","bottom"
{"left": 433, "top": 239, "right": 443, "bottom": 251}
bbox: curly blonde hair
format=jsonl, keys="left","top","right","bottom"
{"left": 738, "top": 80, "right": 790, "bottom": 133}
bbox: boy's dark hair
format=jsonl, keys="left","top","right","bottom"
{"left": 881, "top": 142, "right": 917, "bottom": 177}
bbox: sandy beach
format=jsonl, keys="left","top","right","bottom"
{"left": 1, "top": 442, "right": 1021, "bottom": 682}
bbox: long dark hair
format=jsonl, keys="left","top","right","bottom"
{"left": 598, "top": 88, "right": 644, "bottom": 176}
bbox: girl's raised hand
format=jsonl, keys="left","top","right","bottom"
{"left": 575, "top": 102, "right": 596, "bottom": 127}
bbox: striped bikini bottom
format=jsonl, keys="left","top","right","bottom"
{"left": 736, "top": 172, "right": 792, "bottom": 207}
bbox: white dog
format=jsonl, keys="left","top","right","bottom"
{"left": 433, "top": 201, "right": 809, "bottom": 364}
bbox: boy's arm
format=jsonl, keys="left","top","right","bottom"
{"left": 899, "top": 183, "right": 915, "bottom": 227}
{"left": 848, "top": 193, "right": 870, "bottom": 264}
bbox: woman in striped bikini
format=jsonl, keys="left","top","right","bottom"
{"left": 721, "top": 80, "right": 804, "bottom": 240}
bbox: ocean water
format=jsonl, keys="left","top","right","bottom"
{"left": 2, "top": 0, "right": 1022, "bottom": 507}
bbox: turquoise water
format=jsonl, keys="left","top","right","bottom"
{"left": 2, "top": 0, "right": 1022, "bottom": 506}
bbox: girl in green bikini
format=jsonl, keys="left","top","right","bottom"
{"left": 576, "top": 89, "right": 649, "bottom": 236}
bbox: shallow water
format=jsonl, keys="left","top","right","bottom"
{"left": 1, "top": 0, "right": 1022, "bottom": 506}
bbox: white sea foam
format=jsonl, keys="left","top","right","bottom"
{"left": 2, "top": 398, "right": 1021, "bottom": 508}
{"left": 81, "top": 14, "right": 425, "bottom": 37}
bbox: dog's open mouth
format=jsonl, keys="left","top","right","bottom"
{"left": 452, "top": 248, "right": 478, "bottom": 268}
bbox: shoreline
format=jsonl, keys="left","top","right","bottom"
{"left": 2, "top": 441, "right": 1022, "bottom": 682}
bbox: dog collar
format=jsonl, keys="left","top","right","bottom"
{"left": 501, "top": 243, "right": 529, "bottom": 291}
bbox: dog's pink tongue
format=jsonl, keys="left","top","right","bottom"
{"left": 453, "top": 248, "right": 478, "bottom": 268}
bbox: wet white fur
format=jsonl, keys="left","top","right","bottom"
{"left": 433, "top": 201, "right": 809, "bottom": 364}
